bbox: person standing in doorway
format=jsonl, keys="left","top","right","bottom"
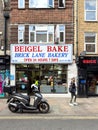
{"left": 35, "top": 76, "right": 40, "bottom": 92}
{"left": 69, "top": 77, "right": 78, "bottom": 106}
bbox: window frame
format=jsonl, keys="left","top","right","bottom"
{"left": 84, "top": 0, "right": 97, "bottom": 21}
{"left": 18, "top": 25, "right": 25, "bottom": 43}
{"left": 29, "top": 0, "right": 54, "bottom": 8}
{"left": 58, "top": 0, "right": 65, "bottom": 8}
{"left": 29, "top": 24, "right": 65, "bottom": 44}
{"left": 59, "top": 25, "right": 65, "bottom": 43}
{"left": 84, "top": 32, "right": 97, "bottom": 54}
{"left": 29, "top": 25, "right": 54, "bottom": 43}
{"left": 18, "top": 0, "right": 25, "bottom": 9}
{"left": 55, "top": 24, "right": 65, "bottom": 44}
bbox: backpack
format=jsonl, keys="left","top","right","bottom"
{"left": 69, "top": 84, "right": 72, "bottom": 93}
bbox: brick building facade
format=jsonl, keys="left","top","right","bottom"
{"left": 9, "top": 0, "right": 77, "bottom": 95}
{"left": 0, "top": 0, "right": 4, "bottom": 54}
{"left": 0, "top": 0, "right": 10, "bottom": 97}
{"left": 0, "top": 0, "right": 77, "bottom": 96}
{"left": 1, "top": 0, "right": 97, "bottom": 97}
{"left": 10, "top": 0, "right": 74, "bottom": 45}
{"left": 76, "top": 0, "right": 98, "bottom": 97}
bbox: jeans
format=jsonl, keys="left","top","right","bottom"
{"left": 70, "top": 92, "right": 77, "bottom": 103}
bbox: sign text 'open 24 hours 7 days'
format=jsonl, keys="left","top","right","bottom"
{"left": 11, "top": 44, "right": 73, "bottom": 64}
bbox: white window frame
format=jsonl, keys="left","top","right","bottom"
{"left": 18, "top": 25, "right": 25, "bottom": 43}
{"left": 29, "top": 25, "right": 54, "bottom": 43}
{"left": 29, "top": 25, "right": 35, "bottom": 42}
{"left": 18, "top": 0, "right": 25, "bottom": 9}
{"left": 59, "top": 25, "right": 65, "bottom": 43}
{"left": 49, "top": 0, "right": 54, "bottom": 8}
{"left": 55, "top": 25, "right": 65, "bottom": 44}
{"left": 84, "top": 0, "right": 97, "bottom": 21}
{"left": 84, "top": 32, "right": 97, "bottom": 54}
{"left": 58, "top": 0, "right": 65, "bottom": 8}
{"left": 29, "top": 0, "right": 54, "bottom": 8}
{"left": 29, "top": 24, "right": 65, "bottom": 44}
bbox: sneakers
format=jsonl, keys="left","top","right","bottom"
{"left": 73, "top": 102, "right": 78, "bottom": 105}
{"left": 69, "top": 102, "right": 78, "bottom": 106}
{"left": 69, "top": 103, "right": 74, "bottom": 106}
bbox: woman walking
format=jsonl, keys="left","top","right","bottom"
{"left": 69, "top": 77, "right": 78, "bottom": 106}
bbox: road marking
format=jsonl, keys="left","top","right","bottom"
{"left": 0, "top": 116, "right": 98, "bottom": 120}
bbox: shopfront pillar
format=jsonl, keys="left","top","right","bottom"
{"left": 10, "top": 64, "right": 15, "bottom": 86}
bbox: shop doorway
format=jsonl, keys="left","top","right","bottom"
{"left": 87, "top": 71, "right": 98, "bottom": 95}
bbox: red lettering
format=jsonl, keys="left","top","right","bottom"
{"left": 14, "top": 46, "right": 42, "bottom": 52}
{"left": 20, "top": 46, "right": 24, "bottom": 52}
{"left": 15, "top": 46, "right": 19, "bottom": 52}
{"left": 47, "top": 46, "right": 68, "bottom": 52}
{"left": 83, "top": 60, "right": 96, "bottom": 64}
{"left": 24, "top": 58, "right": 32, "bottom": 62}
{"left": 51, "top": 58, "right": 58, "bottom": 62}
{"left": 64, "top": 46, "right": 68, "bottom": 52}
{"left": 52, "top": 46, "right": 57, "bottom": 52}
{"left": 47, "top": 46, "right": 52, "bottom": 52}
{"left": 58, "top": 46, "right": 63, "bottom": 52}
{"left": 38, "top": 58, "right": 48, "bottom": 62}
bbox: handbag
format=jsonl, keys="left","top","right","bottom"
{"left": 69, "top": 84, "right": 72, "bottom": 92}
{"left": 69, "top": 82, "right": 76, "bottom": 93}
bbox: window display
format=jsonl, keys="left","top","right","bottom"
{"left": 87, "top": 72, "right": 98, "bottom": 95}
{"left": 16, "top": 64, "right": 68, "bottom": 94}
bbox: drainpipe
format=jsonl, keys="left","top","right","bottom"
{"left": 76, "top": 0, "right": 78, "bottom": 57}
{"left": 4, "top": 12, "right": 9, "bottom": 56}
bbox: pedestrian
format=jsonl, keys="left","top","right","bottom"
{"left": 69, "top": 77, "right": 78, "bottom": 106}
{"left": 35, "top": 76, "right": 40, "bottom": 92}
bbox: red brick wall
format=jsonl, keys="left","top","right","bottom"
{"left": 0, "top": 1, "right": 4, "bottom": 50}
{"left": 10, "top": 0, "right": 74, "bottom": 44}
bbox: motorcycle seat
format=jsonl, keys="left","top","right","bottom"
{"left": 14, "top": 93, "right": 30, "bottom": 101}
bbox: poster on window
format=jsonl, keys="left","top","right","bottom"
{"left": 11, "top": 44, "right": 73, "bottom": 64}
{"left": 0, "top": 74, "right": 4, "bottom": 97}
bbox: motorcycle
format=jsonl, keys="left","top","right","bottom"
{"left": 5, "top": 85, "right": 50, "bottom": 113}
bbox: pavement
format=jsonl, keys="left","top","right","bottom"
{"left": 0, "top": 95, "right": 98, "bottom": 118}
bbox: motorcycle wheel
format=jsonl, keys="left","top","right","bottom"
{"left": 38, "top": 102, "right": 50, "bottom": 113}
{"left": 8, "top": 104, "right": 19, "bottom": 113}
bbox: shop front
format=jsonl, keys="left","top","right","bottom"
{"left": 0, "top": 55, "right": 10, "bottom": 97}
{"left": 16, "top": 64, "right": 68, "bottom": 94}
{"left": 10, "top": 44, "right": 73, "bottom": 95}
{"left": 78, "top": 56, "right": 98, "bottom": 97}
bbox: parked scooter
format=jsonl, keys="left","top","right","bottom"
{"left": 6, "top": 85, "right": 50, "bottom": 113}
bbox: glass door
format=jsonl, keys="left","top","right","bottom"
{"left": 16, "top": 64, "right": 40, "bottom": 95}
{"left": 16, "top": 70, "right": 28, "bottom": 94}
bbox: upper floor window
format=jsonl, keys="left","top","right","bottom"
{"left": 85, "top": 0, "right": 97, "bottom": 21}
{"left": 84, "top": 32, "right": 96, "bottom": 53}
{"left": 58, "top": 0, "right": 65, "bottom": 8}
{"left": 18, "top": 25, "right": 25, "bottom": 43}
{"left": 29, "top": 24, "right": 65, "bottom": 44}
{"left": 29, "top": 25, "right": 54, "bottom": 43}
{"left": 55, "top": 25, "right": 65, "bottom": 44}
{"left": 29, "top": 0, "right": 54, "bottom": 8}
{"left": 18, "top": 0, "right": 25, "bottom": 8}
